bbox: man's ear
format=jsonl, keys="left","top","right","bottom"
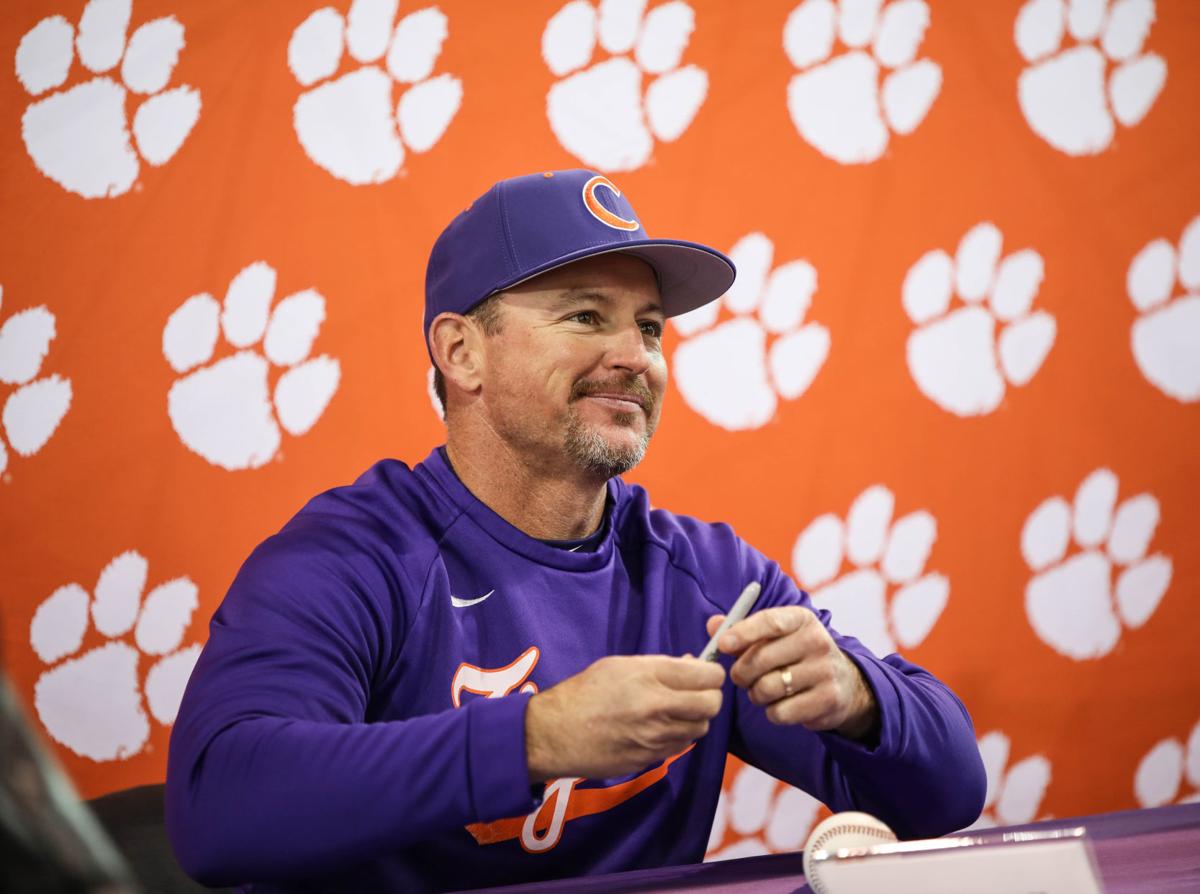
{"left": 429, "top": 312, "right": 484, "bottom": 398}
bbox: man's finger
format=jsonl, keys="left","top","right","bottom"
{"left": 719, "top": 605, "right": 814, "bottom": 653}
{"left": 658, "top": 723, "right": 711, "bottom": 752}
{"left": 764, "top": 684, "right": 843, "bottom": 730}
{"left": 730, "top": 626, "right": 835, "bottom": 690}
{"left": 705, "top": 614, "right": 726, "bottom": 637}
{"left": 654, "top": 656, "right": 726, "bottom": 691}
{"left": 660, "top": 688, "right": 723, "bottom": 722}
{"left": 745, "top": 659, "right": 823, "bottom": 707}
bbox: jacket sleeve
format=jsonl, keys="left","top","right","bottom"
{"left": 164, "top": 523, "right": 537, "bottom": 887}
{"left": 726, "top": 556, "right": 986, "bottom": 839}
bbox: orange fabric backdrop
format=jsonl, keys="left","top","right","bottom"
{"left": 1, "top": 0, "right": 1197, "bottom": 862}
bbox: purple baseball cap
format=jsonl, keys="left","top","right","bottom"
{"left": 424, "top": 169, "right": 735, "bottom": 348}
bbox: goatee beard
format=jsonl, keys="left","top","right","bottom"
{"left": 563, "top": 411, "right": 649, "bottom": 479}
{"left": 563, "top": 376, "right": 655, "bottom": 479}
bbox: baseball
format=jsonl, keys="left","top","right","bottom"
{"left": 802, "top": 811, "right": 898, "bottom": 894}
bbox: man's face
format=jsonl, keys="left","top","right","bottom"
{"left": 477, "top": 253, "right": 667, "bottom": 480}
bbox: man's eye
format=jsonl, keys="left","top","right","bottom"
{"left": 570, "top": 311, "right": 597, "bottom": 325}
{"left": 640, "top": 321, "right": 663, "bottom": 338}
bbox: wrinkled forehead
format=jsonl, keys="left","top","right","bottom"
{"left": 500, "top": 253, "right": 663, "bottom": 311}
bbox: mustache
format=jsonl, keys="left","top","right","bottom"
{"left": 570, "top": 376, "right": 655, "bottom": 411}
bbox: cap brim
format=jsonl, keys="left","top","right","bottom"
{"left": 492, "top": 239, "right": 736, "bottom": 318}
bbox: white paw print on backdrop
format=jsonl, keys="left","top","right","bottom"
{"left": 1134, "top": 719, "right": 1200, "bottom": 808}
{"left": 542, "top": 0, "right": 708, "bottom": 172}
{"left": 15, "top": 0, "right": 201, "bottom": 199}
{"left": 968, "top": 731, "right": 1052, "bottom": 829}
{"left": 1126, "top": 214, "right": 1200, "bottom": 403}
{"left": 289, "top": 0, "right": 462, "bottom": 185}
{"left": 30, "top": 551, "right": 202, "bottom": 761}
{"left": 1015, "top": 0, "right": 1166, "bottom": 156}
{"left": 1022, "top": 468, "right": 1171, "bottom": 660}
{"left": 671, "top": 234, "right": 828, "bottom": 431}
{"left": 705, "top": 764, "right": 823, "bottom": 861}
{"left": 784, "top": 0, "right": 941, "bottom": 164}
{"left": 904, "top": 223, "right": 1056, "bottom": 417}
{"left": 793, "top": 485, "right": 948, "bottom": 658}
{"left": 163, "top": 262, "right": 341, "bottom": 471}
{"left": 0, "top": 287, "right": 72, "bottom": 477}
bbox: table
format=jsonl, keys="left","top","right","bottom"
{"left": 458, "top": 802, "right": 1200, "bottom": 893}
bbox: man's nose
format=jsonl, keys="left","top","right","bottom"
{"left": 602, "top": 324, "right": 652, "bottom": 374}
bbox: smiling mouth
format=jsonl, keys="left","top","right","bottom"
{"left": 571, "top": 378, "right": 654, "bottom": 414}
{"left": 582, "top": 393, "right": 646, "bottom": 412}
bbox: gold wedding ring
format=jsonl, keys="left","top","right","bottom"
{"left": 780, "top": 667, "right": 794, "bottom": 697}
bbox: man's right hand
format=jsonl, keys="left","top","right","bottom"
{"left": 524, "top": 655, "right": 726, "bottom": 783}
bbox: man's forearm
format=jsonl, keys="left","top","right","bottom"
{"left": 731, "top": 650, "right": 986, "bottom": 839}
{"left": 823, "top": 656, "right": 986, "bottom": 837}
{"left": 167, "top": 695, "right": 537, "bottom": 886}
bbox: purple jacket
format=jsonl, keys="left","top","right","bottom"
{"left": 166, "top": 448, "right": 985, "bottom": 891}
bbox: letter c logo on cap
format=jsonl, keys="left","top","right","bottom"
{"left": 582, "top": 175, "right": 640, "bottom": 232}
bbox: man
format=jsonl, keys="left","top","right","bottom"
{"left": 166, "top": 170, "right": 985, "bottom": 892}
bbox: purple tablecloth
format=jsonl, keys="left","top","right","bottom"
{"left": 456, "top": 803, "right": 1200, "bottom": 893}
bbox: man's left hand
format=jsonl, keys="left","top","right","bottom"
{"left": 706, "top": 606, "right": 879, "bottom": 741}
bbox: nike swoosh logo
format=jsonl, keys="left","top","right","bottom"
{"left": 451, "top": 590, "right": 495, "bottom": 608}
